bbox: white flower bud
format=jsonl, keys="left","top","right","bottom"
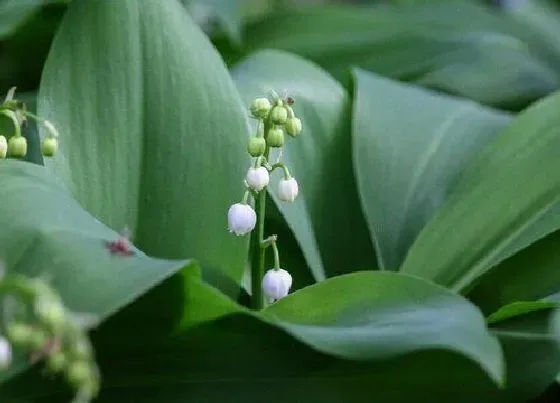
{"left": 278, "top": 177, "right": 299, "bottom": 202}
{"left": 245, "top": 167, "right": 269, "bottom": 192}
{"left": 262, "top": 268, "right": 292, "bottom": 300}
{"left": 0, "top": 336, "right": 12, "bottom": 369}
{"left": 227, "top": 203, "right": 256, "bottom": 236}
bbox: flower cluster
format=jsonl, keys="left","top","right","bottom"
{"left": 0, "top": 267, "right": 99, "bottom": 402}
{"left": 227, "top": 93, "right": 303, "bottom": 305}
{"left": 0, "top": 87, "right": 60, "bottom": 159}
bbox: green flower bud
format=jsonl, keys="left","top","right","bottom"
{"left": 41, "top": 137, "right": 58, "bottom": 157}
{"left": 8, "top": 135, "right": 27, "bottom": 158}
{"left": 6, "top": 323, "right": 34, "bottom": 346}
{"left": 270, "top": 106, "right": 288, "bottom": 125}
{"left": 47, "top": 351, "right": 67, "bottom": 372}
{"left": 35, "top": 298, "right": 66, "bottom": 333}
{"left": 70, "top": 339, "right": 92, "bottom": 360}
{"left": 0, "top": 135, "right": 7, "bottom": 159}
{"left": 285, "top": 117, "right": 302, "bottom": 137}
{"left": 250, "top": 98, "right": 271, "bottom": 119}
{"left": 67, "top": 360, "right": 92, "bottom": 388}
{"left": 267, "top": 127, "right": 284, "bottom": 148}
{"left": 247, "top": 137, "right": 266, "bottom": 157}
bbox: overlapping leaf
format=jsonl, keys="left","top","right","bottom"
{"left": 1, "top": 271, "right": 506, "bottom": 401}
{"left": 0, "top": 161, "right": 191, "bottom": 384}
{"left": 38, "top": 0, "right": 249, "bottom": 282}
{"left": 352, "top": 68, "right": 511, "bottom": 270}
{"left": 490, "top": 307, "right": 560, "bottom": 401}
{"left": 401, "top": 87, "right": 560, "bottom": 292}
{"left": 469, "top": 230, "right": 560, "bottom": 314}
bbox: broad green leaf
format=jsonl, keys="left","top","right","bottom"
{"left": 1, "top": 317, "right": 503, "bottom": 403}
{"left": 262, "top": 271, "right": 504, "bottom": 385}
{"left": 241, "top": 3, "right": 557, "bottom": 107}
{"left": 1, "top": 271, "right": 507, "bottom": 402}
{"left": 490, "top": 308, "right": 560, "bottom": 401}
{"left": 352, "top": 69, "right": 511, "bottom": 270}
{"left": 469, "top": 230, "right": 560, "bottom": 314}
{"left": 38, "top": 0, "right": 249, "bottom": 282}
{"left": 0, "top": 160, "right": 192, "bottom": 384}
{"left": 232, "top": 50, "right": 375, "bottom": 280}
{"left": 401, "top": 89, "right": 560, "bottom": 291}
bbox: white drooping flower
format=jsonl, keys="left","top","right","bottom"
{"left": 262, "top": 268, "right": 292, "bottom": 300}
{"left": 278, "top": 177, "right": 299, "bottom": 202}
{"left": 228, "top": 203, "right": 257, "bottom": 236}
{"left": 0, "top": 336, "right": 12, "bottom": 369}
{"left": 245, "top": 167, "right": 270, "bottom": 192}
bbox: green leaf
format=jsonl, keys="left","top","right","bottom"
{"left": 468, "top": 229, "right": 560, "bottom": 314}
{"left": 0, "top": 160, "right": 191, "bottom": 383}
{"left": 1, "top": 271, "right": 507, "bottom": 402}
{"left": 487, "top": 301, "right": 559, "bottom": 324}
{"left": 490, "top": 308, "right": 560, "bottom": 401}
{"left": 37, "top": 0, "right": 249, "bottom": 282}
{"left": 401, "top": 89, "right": 560, "bottom": 291}
{"left": 263, "top": 271, "right": 504, "bottom": 385}
{"left": 352, "top": 68, "right": 511, "bottom": 270}
{"left": 241, "top": 3, "right": 557, "bottom": 108}
{"left": 232, "top": 50, "right": 375, "bottom": 280}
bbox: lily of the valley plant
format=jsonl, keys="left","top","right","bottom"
{"left": 228, "top": 93, "right": 302, "bottom": 309}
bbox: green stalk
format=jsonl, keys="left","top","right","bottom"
{"left": 250, "top": 189, "right": 266, "bottom": 310}
{"left": 250, "top": 116, "right": 273, "bottom": 310}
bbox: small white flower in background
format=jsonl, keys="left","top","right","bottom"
{"left": 228, "top": 203, "right": 257, "bottom": 236}
{"left": 0, "top": 336, "right": 12, "bottom": 369}
{"left": 278, "top": 177, "right": 299, "bottom": 202}
{"left": 262, "top": 268, "right": 292, "bottom": 300}
{"left": 245, "top": 167, "right": 269, "bottom": 192}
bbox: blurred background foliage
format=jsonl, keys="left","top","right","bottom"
{"left": 3, "top": 0, "right": 560, "bottom": 112}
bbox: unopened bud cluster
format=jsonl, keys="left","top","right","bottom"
{"left": 0, "top": 269, "right": 99, "bottom": 402}
{"left": 0, "top": 87, "right": 60, "bottom": 160}
{"left": 228, "top": 93, "right": 304, "bottom": 304}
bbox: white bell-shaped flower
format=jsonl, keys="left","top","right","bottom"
{"left": 262, "top": 268, "right": 292, "bottom": 300}
{"left": 228, "top": 203, "right": 256, "bottom": 236}
{"left": 0, "top": 336, "right": 12, "bottom": 369}
{"left": 278, "top": 177, "right": 299, "bottom": 202}
{"left": 245, "top": 167, "right": 269, "bottom": 192}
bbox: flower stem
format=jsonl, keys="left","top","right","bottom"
{"left": 250, "top": 112, "right": 274, "bottom": 310}
{"left": 250, "top": 189, "right": 266, "bottom": 310}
